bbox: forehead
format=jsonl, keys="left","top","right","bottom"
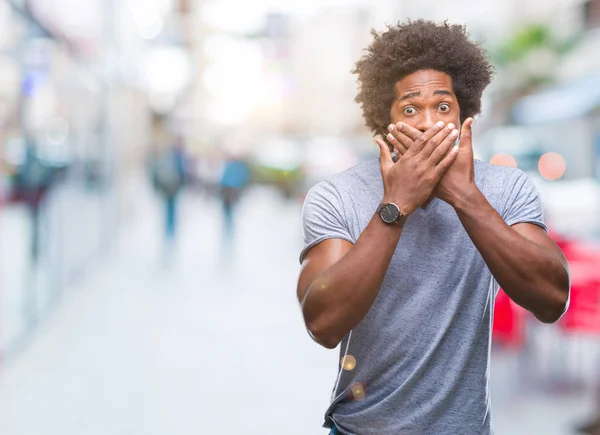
{"left": 394, "top": 70, "right": 454, "bottom": 96}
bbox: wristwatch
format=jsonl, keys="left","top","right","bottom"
{"left": 377, "top": 202, "right": 408, "bottom": 226}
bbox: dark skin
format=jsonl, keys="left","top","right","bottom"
{"left": 297, "top": 69, "right": 570, "bottom": 349}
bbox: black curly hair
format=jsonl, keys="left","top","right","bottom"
{"left": 353, "top": 19, "right": 494, "bottom": 137}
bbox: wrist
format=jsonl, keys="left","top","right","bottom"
{"left": 447, "top": 183, "right": 483, "bottom": 211}
{"left": 377, "top": 201, "right": 410, "bottom": 227}
{"left": 382, "top": 196, "right": 416, "bottom": 216}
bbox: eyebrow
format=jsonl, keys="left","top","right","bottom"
{"left": 398, "top": 89, "right": 453, "bottom": 102}
{"left": 399, "top": 91, "right": 420, "bottom": 102}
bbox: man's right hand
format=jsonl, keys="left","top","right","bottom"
{"left": 374, "top": 121, "right": 459, "bottom": 215}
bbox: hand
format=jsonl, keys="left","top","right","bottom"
{"left": 386, "top": 118, "right": 477, "bottom": 207}
{"left": 375, "top": 121, "right": 459, "bottom": 215}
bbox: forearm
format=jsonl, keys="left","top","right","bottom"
{"left": 303, "top": 214, "right": 403, "bottom": 348}
{"left": 452, "top": 188, "right": 569, "bottom": 323}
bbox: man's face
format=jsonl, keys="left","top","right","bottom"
{"left": 389, "top": 69, "right": 460, "bottom": 132}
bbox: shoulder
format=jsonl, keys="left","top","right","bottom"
{"left": 475, "top": 160, "right": 545, "bottom": 221}
{"left": 475, "top": 159, "right": 541, "bottom": 207}
{"left": 327, "top": 158, "right": 381, "bottom": 194}
{"left": 303, "top": 158, "right": 379, "bottom": 214}
{"left": 475, "top": 159, "right": 535, "bottom": 198}
{"left": 475, "top": 159, "right": 525, "bottom": 185}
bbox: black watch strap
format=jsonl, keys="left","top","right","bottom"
{"left": 395, "top": 211, "right": 408, "bottom": 226}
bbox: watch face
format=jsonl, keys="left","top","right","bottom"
{"left": 380, "top": 204, "right": 400, "bottom": 224}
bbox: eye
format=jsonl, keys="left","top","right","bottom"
{"left": 403, "top": 106, "right": 417, "bottom": 116}
{"left": 438, "top": 103, "right": 450, "bottom": 112}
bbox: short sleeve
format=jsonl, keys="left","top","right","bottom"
{"left": 502, "top": 170, "right": 548, "bottom": 232}
{"left": 299, "top": 181, "right": 354, "bottom": 264}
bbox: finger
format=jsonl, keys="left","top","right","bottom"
{"left": 378, "top": 133, "right": 395, "bottom": 155}
{"left": 420, "top": 122, "right": 455, "bottom": 159}
{"left": 408, "top": 121, "right": 445, "bottom": 156}
{"left": 427, "top": 126, "right": 459, "bottom": 165}
{"left": 375, "top": 136, "right": 393, "bottom": 172}
{"left": 433, "top": 144, "right": 459, "bottom": 179}
{"left": 386, "top": 129, "right": 408, "bottom": 155}
{"left": 395, "top": 122, "right": 421, "bottom": 141}
{"left": 459, "top": 117, "right": 474, "bottom": 151}
{"left": 421, "top": 195, "right": 435, "bottom": 210}
{"left": 387, "top": 124, "right": 412, "bottom": 154}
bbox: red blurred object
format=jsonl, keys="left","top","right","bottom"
{"left": 554, "top": 233, "right": 600, "bottom": 334}
{"left": 493, "top": 288, "right": 525, "bottom": 348}
{"left": 492, "top": 230, "right": 600, "bottom": 346}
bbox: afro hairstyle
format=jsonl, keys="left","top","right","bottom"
{"left": 352, "top": 19, "right": 494, "bottom": 136}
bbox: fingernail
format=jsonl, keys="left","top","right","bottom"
{"left": 387, "top": 133, "right": 395, "bottom": 142}
{"left": 450, "top": 129, "right": 459, "bottom": 137}
{"left": 447, "top": 123, "right": 455, "bottom": 130}
{"left": 396, "top": 122, "right": 403, "bottom": 130}
{"left": 436, "top": 121, "right": 444, "bottom": 128}
{"left": 388, "top": 124, "right": 395, "bottom": 132}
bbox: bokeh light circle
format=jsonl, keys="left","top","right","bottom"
{"left": 349, "top": 382, "right": 367, "bottom": 401}
{"left": 341, "top": 355, "right": 357, "bottom": 371}
{"left": 538, "top": 152, "right": 566, "bottom": 181}
{"left": 489, "top": 153, "right": 517, "bottom": 168}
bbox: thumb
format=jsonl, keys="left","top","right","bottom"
{"left": 375, "top": 136, "right": 393, "bottom": 172}
{"left": 459, "top": 117, "right": 474, "bottom": 152}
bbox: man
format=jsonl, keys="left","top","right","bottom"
{"left": 150, "top": 135, "right": 187, "bottom": 245}
{"left": 219, "top": 155, "right": 251, "bottom": 239}
{"left": 297, "top": 20, "right": 570, "bottom": 435}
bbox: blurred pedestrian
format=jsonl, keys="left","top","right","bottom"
{"left": 12, "top": 138, "right": 55, "bottom": 326}
{"left": 296, "top": 20, "right": 570, "bottom": 435}
{"left": 219, "top": 156, "right": 250, "bottom": 239}
{"left": 13, "top": 139, "right": 53, "bottom": 263}
{"left": 150, "top": 135, "right": 187, "bottom": 247}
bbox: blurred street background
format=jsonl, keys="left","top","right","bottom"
{"left": 0, "top": 0, "right": 599, "bottom": 434}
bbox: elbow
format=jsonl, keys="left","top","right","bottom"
{"left": 535, "top": 285, "right": 570, "bottom": 324}
{"left": 306, "top": 318, "right": 342, "bottom": 349}
{"left": 315, "top": 336, "right": 340, "bottom": 350}
{"left": 302, "top": 295, "right": 343, "bottom": 349}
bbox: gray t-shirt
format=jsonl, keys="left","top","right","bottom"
{"left": 299, "top": 158, "right": 547, "bottom": 435}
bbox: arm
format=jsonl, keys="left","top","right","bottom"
{"left": 388, "top": 118, "right": 570, "bottom": 323}
{"left": 297, "top": 122, "right": 459, "bottom": 349}
{"left": 297, "top": 217, "right": 403, "bottom": 349}
{"left": 452, "top": 187, "right": 570, "bottom": 323}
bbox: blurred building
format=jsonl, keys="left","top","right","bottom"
{"left": 0, "top": 0, "right": 196, "bottom": 361}
{"left": 280, "top": 8, "right": 370, "bottom": 137}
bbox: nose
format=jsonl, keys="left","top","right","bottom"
{"left": 415, "top": 110, "right": 439, "bottom": 132}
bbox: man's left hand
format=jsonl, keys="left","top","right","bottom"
{"left": 386, "top": 118, "right": 478, "bottom": 207}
